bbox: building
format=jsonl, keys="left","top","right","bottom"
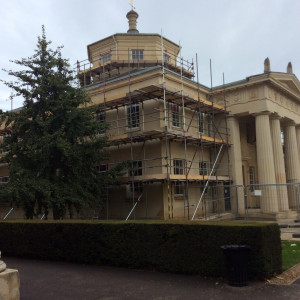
{"left": 1, "top": 9, "right": 300, "bottom": 220}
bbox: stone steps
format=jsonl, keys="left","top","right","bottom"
{"left": 280, "top": 220, "right": 300, "bottom": 241}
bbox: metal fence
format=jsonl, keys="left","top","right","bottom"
{"left": 188, "top": 182, "right": 300, "bottom": 221}
{"left": 2, "top": 182, "right": 300, "bottom": 221}
{"left": 188, "top": 184, "right": 244, "bottom": 221}
{"left": 244, "top": 183, "right": 300, "bottom": 220}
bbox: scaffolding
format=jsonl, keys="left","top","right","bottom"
{"left": 76, "top": 38, "right": 231, "bottom": 221}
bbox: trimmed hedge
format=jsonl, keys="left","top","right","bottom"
{"left": 0, "top": 220, "right": 281, "bottom": 278}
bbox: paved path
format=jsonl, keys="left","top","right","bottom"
{"left": 4, "top": 257, "right": 300, "bottom": 300}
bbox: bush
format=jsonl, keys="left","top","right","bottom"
{"left": 0, "top": 220, "right": 281, "bottom": 279}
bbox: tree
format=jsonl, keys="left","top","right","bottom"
{"left": 0, "top": 26, "right": 124, "bottom": 219}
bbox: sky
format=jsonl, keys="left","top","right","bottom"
{"left": 1, "top": 0, "right": 300, "bottom": 111}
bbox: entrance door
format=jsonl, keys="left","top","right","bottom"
{"left": 224, "top": 182, "right": 231, "bottom": 211}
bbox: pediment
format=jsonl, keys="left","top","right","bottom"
{"left": 270, "top": 73, "right": 300, "bottom": 98}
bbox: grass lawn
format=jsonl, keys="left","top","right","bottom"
{"left": 282, "top": 241, "right": 300, "bottom": 270}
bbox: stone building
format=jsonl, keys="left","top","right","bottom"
{"left": 1, "top": 8, "right": 300, "bottom": 220}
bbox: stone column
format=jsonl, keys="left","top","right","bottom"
{"left": 296, "top": 125, "right": 300, "bottom": 164}
{"left": 255, "top": 113, "right": 279, "bottom": 213}
{"left": 284, "top": 121, "right": 300, "bottom": 208}
{"left": 270, "top": 116, "right": 289, "bottom": 211}
{"left": 227, "top": 116, "right": 244, "bottom": 215}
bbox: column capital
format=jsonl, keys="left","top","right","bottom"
{"left": 284, "top": 120, "right": 297, "bottom": 127}
{"left": 226, "top": 115, "right": 238, "bottom": 120}
{"left": 253, "top": 111, "right": 272, "bottom": 117}
{"left": 270, "top": 114, "right": 282, "bottom": 121}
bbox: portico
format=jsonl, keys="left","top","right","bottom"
{"left": 219, "top": 61, "right": 300, "bottom": 218}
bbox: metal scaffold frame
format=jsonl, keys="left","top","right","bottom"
{"left": 76, "top": 36, "right": 231, "bottom": 221}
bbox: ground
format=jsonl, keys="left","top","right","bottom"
{"left": 4, "top": 257, "right": 300, "bottom": 300}
{"left": 268, "top": 263, "right": 300, "bottom": 285}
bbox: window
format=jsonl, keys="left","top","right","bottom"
{"left": 0, "top": 134, "right": 10, "bottom": 154}
{"left": 96, "top": 164, "right": 108, "bottom": 173}
{"left": 207, "top": 114, "right": 212, "bottom": 136}
{"left": 172, "top": 104, "right": 180, "bottom": 127}
{"left": 173, "top": 159, "right": 184, "bottom": 175}
{"left": 0, "top": 176, "right": 9, "bottom": 184}
{"left": 198, "top": 112, "right": 204, "bottom": 133}
{"left": 132, "top": 49, "right": 144, "bottom": 60}
{"left": 163, "top": 53, "right": 170, "bottom": 63}
{"left": 95, "top": 110, "right": 106, "bottom": 134}
{"left": 102, "top": 53, "right": 111, "bottom": 63}
{"left": 96, "top": 110, "right": 106, "bottom": 123}
{"left": 126, "top": 182, "right": 143, "bottom": 200}
{"left": 131, "top": 182, "right": 143, "bottom": 194}
{"left": 201, "top": 185, "right": 209, "bottom": 196}
{"left": 174, "top": 182, "right": 185, "bottom": 196}
{"left": 249, "top": 166, "right": 255, "bottom": 191}
{"left": 129, "top": 160, "right": 142, "bottom": 176}
{"left": 199, "top": 161, "right": 209, "bottom": 176}
{"left": 126, "top": 103, "right": 140, "bottom": 129}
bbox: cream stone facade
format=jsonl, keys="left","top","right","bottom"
{"left": 1, "top": 9, "right": 300, "bottom": 220}
{"left": 216, "top": 67, "right": 300, "bottom": 219}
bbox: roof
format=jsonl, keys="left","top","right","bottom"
{"left": 87, "top": 33, "right": 180, "bottom": 49}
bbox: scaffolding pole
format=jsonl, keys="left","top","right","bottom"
{"left": 77, "top": 39, "right": 230, "bottom": 221}
{"left": 161, "top": 31, "right": 172, "bottom": 219}
{"left": 179, "top": 42, "right": 190, "bottom": 219}
{"left": 125, "top": 191, "right": 144, "bottom": 221}
{"left": 191, "top": 144, "right": 224, "bottom": 220}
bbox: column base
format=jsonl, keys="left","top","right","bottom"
{"left": 244, "top": 209, "right": 297, "bottom": 221}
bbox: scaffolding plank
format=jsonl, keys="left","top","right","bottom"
{"left": 117, "top": 174, "right": 230, "bottom": 183}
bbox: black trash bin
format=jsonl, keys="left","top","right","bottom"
{"left": 221, "top": 245, "right": 250, "bottom": 287}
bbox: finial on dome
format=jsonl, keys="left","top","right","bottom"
{"left": 264, "top": 57, "right": 270, "bottom": 73}
{"left": 126, "top": 1, "right": 139, "bottom": 34}
{"left": 129, "top": 0, "right": 135, "bottom": 10}
{"left": 287, "top": 62, "right": 293, "bottom": 73}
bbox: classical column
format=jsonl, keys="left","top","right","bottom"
{"left": 296, "top": 125, "right": 300, "bottom": 164}
{"left": 284, "top": 121, "right": 300, "bottom": 208}
{"left": 270, "top": 116, "right": 289, "bottom": 211}
{"left": 255, "top": 113, "right": 279, "bottom": 213}
{"left": 227, "top": 116, "right": 244, "bottom": 215}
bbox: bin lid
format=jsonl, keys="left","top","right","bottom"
{"left": 221, "top": 245, "right": 250, "bottom": 250}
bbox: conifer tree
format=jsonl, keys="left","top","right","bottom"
{"left": 0, "top": 27, "right": 123, "bottom": 219}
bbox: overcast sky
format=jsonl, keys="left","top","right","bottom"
{"left": 1, "top": 0, "right": 300, "bottom": 111}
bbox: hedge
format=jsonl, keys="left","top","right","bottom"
{"left": 0, "top": 220, "right": 281, "bottom": 279}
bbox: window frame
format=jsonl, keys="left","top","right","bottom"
{"left": 198, "top": 112, "right": 205, "bottom": 134}
{"left": 102, "top": 53, "right": 111, "bottom": 63}
{"left": 96, "top": 110, "right": 106, "bottom": 123}
{"left": 131, "top": 49, "right": 144, "bottom": 60}
{"left": 174, "top": 181, "right": 185, "bottom": 197}
{"left": 95, "top": 110, "right": 106, "bottom": 134}
{"left": 129, "top": 160, "right": 143, "bottom": 177}
{"left": 130, "top": 181, "right": 143, "bottom": 194}
{"left": 163, "top": 53, "right": 170, "bottom": 63}
{"left": 249, "top": 166, "right": 255, "bottom": 192}
{"left": 0, "top": 134, "right": 10, "bottom": 154}
{"left": 173, "top": 159, "right": 185, "bottom": 175}
{"left": 126, "top": 103, "right": 140, "bottom": 129}
{"left": 96, "top": 164, "right": 108, "bottom": 173}
{"left": 172, "top": 104, "right": 180, "bottom": 128}
{"left": 199, "top": 161, "right": 209, "bottom": 176}
{"left": 126, "top": 182, "right": 143, "bottom": 201}
{"left": 0, "top": 176, "right": 9, "bottom": 184}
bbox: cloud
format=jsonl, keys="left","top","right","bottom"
{"left": 1, "top": 0, "right": 300, "bottom": 110}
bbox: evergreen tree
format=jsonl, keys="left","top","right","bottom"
{"left": 0, "top": 26, "right": 124, "bottom": 219}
